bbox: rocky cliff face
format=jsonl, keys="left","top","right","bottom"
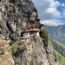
{"left": 0, "top": 0, "right": 40, "bottom": 40}
{"left": 0, "top": 0, "right": 59, "bottom": 65}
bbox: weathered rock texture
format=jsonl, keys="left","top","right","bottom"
{"left": 0, "top": 0, "right": 40, "bottom": 40}
{"left": 0, "top": 0, "right": 59, "bottom": 65}
{"left": 0, "top": 38, "right": 14, "bottom": 65}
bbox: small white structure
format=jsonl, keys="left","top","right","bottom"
{"left": 20, "top": 27, "right": 40, "bottom": 43}
{"left": 0, "top": 12, "right": 2, "bottom": 21}
{"left": 36, "top": 31, "right": 40, "bottom": 37}
{"left": 23, "top": 33, "right": 30, "bottom": 37}
{"left": 1, "top": 5, "right": 5, "bottom": 12}
{"left": 16, "top": 7, "right": 19, "bottom": 13}
{"left": 30, "top": 11, "right": 37, "bottom": 21}
{"left": 22, "top": 28, "right": 40, "bottom": 37}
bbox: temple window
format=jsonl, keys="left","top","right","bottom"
{"left": 21, "top": 32, "right": 24, "bottom": 37}
{"left": 12, "top": 7, "right": 16, "bottom": 13}
{"left": 9, "top": 0, "right": 16, "bottom": 3}
{"left": 0, "top": 0, "right": 1, "bottom": 2}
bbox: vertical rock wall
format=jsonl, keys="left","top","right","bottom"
{"left": 0, "top": 0, "right": 59, "bottom": 65}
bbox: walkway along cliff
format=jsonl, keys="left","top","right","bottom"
{"left": 0, "top": 0, "right": 59, "bottom": 65}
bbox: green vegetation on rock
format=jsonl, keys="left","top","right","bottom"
{"left": 53, "top": 50, "right": 65, "bottom": 65}
{"left": 11, "top": 43, "right": 26, "bottom": 56}
{"left": 40, "top": 29, "right": 48, "bottom": 47}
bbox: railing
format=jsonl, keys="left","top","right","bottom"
{"left": 21, "top": 29, "right": 40, "bottom": 33}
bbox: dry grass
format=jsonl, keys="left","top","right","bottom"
{"left": 0, "top": 38, "right": 14, "bottom": 65}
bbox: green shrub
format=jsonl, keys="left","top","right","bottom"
{"left": 0, "top": 48, "right": 5, "bottom": 58}
{"left": 0, "top": 48, "right": 4, "bottom": 55}
{"left": 11, "top": 43, "right": 26, "bottom": 56}
{"left": 40, "top": 29, "right": 48, "bottom": 47}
